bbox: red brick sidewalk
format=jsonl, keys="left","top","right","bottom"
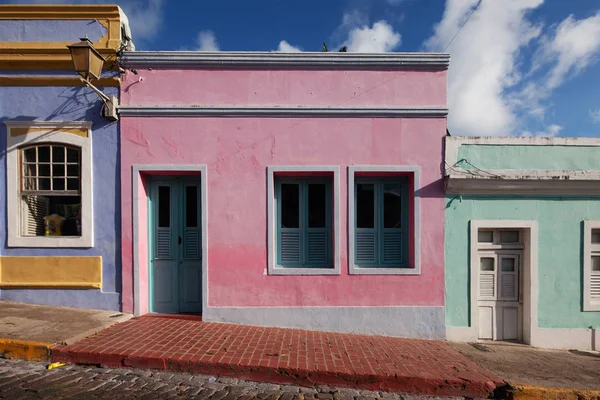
{"left": 52, "top": 317, "right": 505, "bottom": 398}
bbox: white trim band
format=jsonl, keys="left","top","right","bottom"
{"left": 446, "top": 171, "right": 600, "bottom": 195}
{"left": 118, "top": 106, "right": 448, "bottom": 118}
{"left": 122, "top": 52, "right": 450, "bottom": 70}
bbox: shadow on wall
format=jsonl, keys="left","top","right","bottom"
{"left": 415, "top": 179, "right": 444, "bottom": 199}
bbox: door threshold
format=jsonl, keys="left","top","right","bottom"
{"left": 141, "top": 313, "right": 203, "bottom": 321}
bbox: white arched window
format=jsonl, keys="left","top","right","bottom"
{"left": 5, "top": 122, "right": 93, "bottom": 248}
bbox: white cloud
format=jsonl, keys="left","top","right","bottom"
{"left": 276, "top": 40, "right": 302, "bottom": 52}
{"left": 518, "top": 12, "right": 600, "bottom": 119}
{"left": 541, "top": 12, "right": 600, "bottom": 90}
{"left": 8, "top": 0, "right": 165, "bottom": 43}
{"left": 196, "top": 30, "right": 219, "bottom": 51}
{"left": 591, "top": 109, "right": 600, "bottom": 124}
{"left": 521, "top": 124, "right": 562, "bottom": 137}
{"left": 275, "top": 11, "right": 400, "bottom": 53}
{"left": 425, "top": 0, "right": 543, "bottom": 136}
{"left": 344, "top": 20, "right": 401, "bottom": 52}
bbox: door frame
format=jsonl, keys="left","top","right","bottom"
{"left": 148, "top": 176, "right": 203, "bottom": 314}
{"left": 469, "top": 220, "right": 538, "bottom": 345}
{"left": 132, "top": 165, "right": 208, "bottom": 317}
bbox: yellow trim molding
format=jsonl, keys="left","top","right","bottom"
{"left": 10, "top": 127, "right": 88, "bottom": 138}
{"left": 0, "top": 256, "right": 102, "bottom": 289}
{"left": 0, "top": 5, "right": 123, "bottom": 70}
{"left": 0, "top": 5, "right": 121, "bottom": 20}
{"left": 0, "top": 77, "right": 120, "bottom": 87}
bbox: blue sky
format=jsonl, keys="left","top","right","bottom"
{"left": 8, "top": 0, "right": 600, "bottom": 137}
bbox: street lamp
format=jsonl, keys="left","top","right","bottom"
{"left": 67, "top": 37, "right": 118, "bottom": 121}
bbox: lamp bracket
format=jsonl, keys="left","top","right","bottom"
{"left": 80, "top": 78, "right": 111, "bottom": 102}
{"left": 80, "top": 78, "right": 119, "bottom": 121}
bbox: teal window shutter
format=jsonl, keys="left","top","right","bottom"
{"left": 355, "top": 177, "right": 409, "bottom": 268}
{"left": 183, "top": 184, "right": 201, "bottom": 260}
{"left": 155, "top": 185, "right": 173, "bottom": 260}
{"left": 276, "top": 178, "right": 332, "bottom": 268}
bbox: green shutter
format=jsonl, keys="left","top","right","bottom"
{"left": 276, "top": 178, "right": 332, "bottom": 268}
{"left": 355, "top": 177, "right": 409, "bottom": 268}
{"left": 356, "top": 231, "right": 376, "bottom": 264}
{"left": 183, "top": 228, "right": 200, "bottom": 259}
{"left": 382, "top": 231, "right": 403, "bottom": 264}
{"left": 306, "top": 231, "right": 328, "bottom": 264}
{"left": 280, "top": 230, "right": 301, "bottom": 265}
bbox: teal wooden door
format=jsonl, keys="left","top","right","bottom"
{"left": 150, "top": 177, "right": 202, "bottom": 314}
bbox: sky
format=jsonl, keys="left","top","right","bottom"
{"left": 6, "top": 0, "right": 600, "bottom": 138}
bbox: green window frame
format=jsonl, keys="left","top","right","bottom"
{"left": 275, "top": 177, "right": 332, "bottom": 268}
{"left": 354, "top": 177, "right": 409, "bottom": 268}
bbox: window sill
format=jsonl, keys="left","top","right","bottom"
{"left": 268, "top": 266, "right": 340, "bottom": 276}
{"left": 8, "top": 236, "right": 93, "bottom": 248}
{"left": 349, "top": 266, "right": 420, "bottom": 275}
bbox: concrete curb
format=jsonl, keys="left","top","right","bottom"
{"left": 0, "top": 338, "right": 53, "bottom": 361}
{"left": 511, "top": 384, "right": 600, "bottom": 400}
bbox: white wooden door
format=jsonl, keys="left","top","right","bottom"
{"left": 477, "top": 252, "right": 522, "bottom": 341}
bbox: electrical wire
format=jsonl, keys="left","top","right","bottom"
{"left": 443, "top": 0, "right": 482, "bottom": 52}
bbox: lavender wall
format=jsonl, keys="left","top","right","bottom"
{"left": 0, "top": 84, "right": 121, "bottom": 310}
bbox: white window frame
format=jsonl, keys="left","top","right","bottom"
{"left": 583, "top": 221, "right": 600, "bottom": 311}
{"left": 267, "top": 166, "right": 340, "bottom": 276}
{"left": 5, "top": 121, "right": 93, "bottom": 248}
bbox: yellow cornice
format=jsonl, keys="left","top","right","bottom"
{"left": 0, "top": 44, "right": 118, "bottom": 70}
{"left": 0, "top": 4, "right": 123, "bottom": 69}
{"left": 0, "top": 5, "right": 121, "bottom": 20}
{"left": 0, "top": 76, "right": 120, "bottom": 87}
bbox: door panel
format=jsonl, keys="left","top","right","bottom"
{"left": 179, "top": 183, "right": 202, "bottom": 313}
{"left": 153, "top": 263, "right": 178, "bottom": 313}
{"left": 150, "top": 178, "right": 202, "bottom": 314}
{"left": 502, "top": 307, "right": 519, "bottom": 340}
{"left": 478, "top": 306, "right": 493, "bottom": 339}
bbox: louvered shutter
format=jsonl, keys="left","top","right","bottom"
{"left": 280, "top": 230, "right": 301, "bottom": 265}
{"left": 591, "top": 273, "right": 600, "bottom": 300}
{"left": 382, "top": 231, "right": 403, "bottom": 264}
{"left": 183, "top": 228, "right": 200, "bottom": 259}
{"left": 499, "top": 256, "right": 519, "bottom": 301}
{"left": 183, "top": 185, "right": 201, "bottom": 260}
{"left": 22, "top": 195, "right": 49, "bottom": 236}
{"left": 356, "top": 231, "right": 376, "bottom": 264}
{"left": 156, "top": 228, "right": 172, "bottom": 259}
{"left": 479, "top": 256, "right": 496, "bottom": 299}
{"left": 306, "top": 231, "right": 328, "bottom": 265}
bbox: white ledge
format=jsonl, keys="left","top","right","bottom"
{"left": 446, "top": 169, "right": 600, "bottom": 195}
{"left": 118, "top": 105, "right": 448, "bottom": 118}
{"left": 121, "top": 51, "right": 450, "bottom": 70}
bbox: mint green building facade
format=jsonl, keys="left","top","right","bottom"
{"left": 445, "top": 136, "right": 600, "bottom": 350}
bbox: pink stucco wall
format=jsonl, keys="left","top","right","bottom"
{"left": 120, "top": 67, "right": 447, "bottom": 314}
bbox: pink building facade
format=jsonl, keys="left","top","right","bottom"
{"left": 119, "top": 52, "right": 449, "bottom": 339}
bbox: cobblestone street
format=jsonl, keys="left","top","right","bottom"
{"left": 0, "top": 359, "right": 461, "bottom": 400}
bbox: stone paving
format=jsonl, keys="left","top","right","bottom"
{"left": 0, "top": 358, "right": 466, "bottom": 400}
{"left": 53, "top": 317, "right": 503, "bottom": 398}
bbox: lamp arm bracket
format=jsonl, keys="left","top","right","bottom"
{"left": 80, "top": 78, "right": 111, "bottom": 103}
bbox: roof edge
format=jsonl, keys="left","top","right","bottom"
{"left": 121, "top": 51, "right": 450, "bottom": 70}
